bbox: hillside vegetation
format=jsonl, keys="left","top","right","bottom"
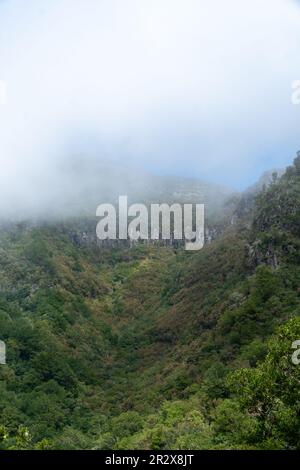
{"left": 0, "top": 156, "right": 300, "bottom": 449}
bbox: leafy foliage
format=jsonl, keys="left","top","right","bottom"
{"left": 0, "top": 156, "right": 300, "bottom": 449}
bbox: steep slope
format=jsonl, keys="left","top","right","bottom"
{"left": 0, "top": 156, "right": 299, "bottom": 450}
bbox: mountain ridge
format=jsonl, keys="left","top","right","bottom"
{"left": 0, "top": 155, "right": 299, "bottom": 449}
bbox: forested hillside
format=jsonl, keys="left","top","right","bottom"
{"left": 0, "top": 156, "right": 299, "bottom": 450}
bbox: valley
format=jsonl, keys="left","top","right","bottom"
{"left": 0, "top": 157, "right": 299, "bottom": 449}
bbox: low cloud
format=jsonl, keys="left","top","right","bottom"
{"left": 0, "top": 0, "right": 300, "bottom": 217}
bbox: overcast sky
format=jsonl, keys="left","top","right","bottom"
{"left": 1, "top": 0, "right": 300, "bottom": 211}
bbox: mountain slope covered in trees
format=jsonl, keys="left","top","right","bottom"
{"left": 0, "top": 156, "right": 300, "bottom": 450}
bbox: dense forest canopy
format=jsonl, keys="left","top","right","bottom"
{"left": 0, "top": 155, "right": 300, "bottom": 449}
